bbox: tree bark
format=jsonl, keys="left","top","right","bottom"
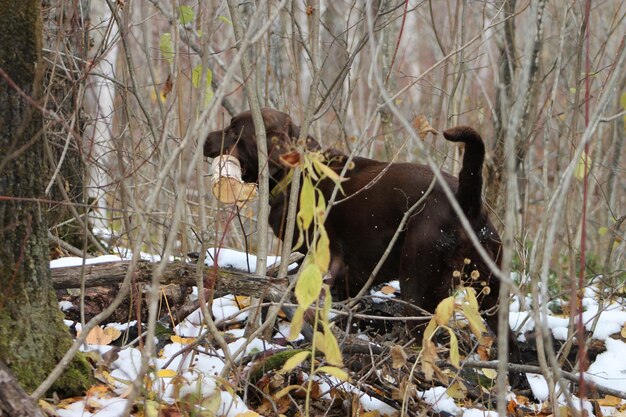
{"left": 0, "top": 361, "right": 45, "bottom": 417}
{"left": 0, "top": 0, "right": 89, "bottom": 397}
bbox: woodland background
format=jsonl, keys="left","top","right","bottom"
{"left": 0, "top": 0, "right": 625, "bottom": 416}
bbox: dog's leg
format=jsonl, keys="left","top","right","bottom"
{"left": 398, "top": 223, "right": 445, "bottom": 340}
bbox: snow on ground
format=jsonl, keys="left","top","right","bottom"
{"left": 51, "top": 248, "right": 626, "bottom": 416}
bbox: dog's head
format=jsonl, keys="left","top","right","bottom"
{"left": 204, "top": 108, "right": 320, "bottom": 183}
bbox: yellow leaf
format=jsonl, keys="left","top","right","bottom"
{"left": 320, "top": 328, "right": 343, "bottom": 367}
{"left": 288, "top": 307, "right": 305, "bottom": 341}
{"left": 312, "top": 158, "right": 343, "bottom": 184}
{"left": 422, "top": 317, "right": 438, "bottom": 342}
{"left": 235, "top": 412, "right": 262, "bottom": 417}
{"left": 443, "top": 326, "right": 460, "bottom": 367}
{"left": 316, "top": 366, "right": 349, "bottom": 381}
{"left": 235, "top": 295, "right": 251, "bottom": 308}
{"left": 446, "top": 381, "right": 468, "bottom": 399}
{"left": 358, "top": 412, "right": 381, "bottom": 417}
{"left": 145, "top": 399, "right": 160, "bottom": 417}
{"left": 482, "top": 368, "right": 497, "bottom": 380}
{"left": 435, "top": 296, "right": 455, "bottom": 326}
{"left": 103, "top": 326, "right": 122, "bottom": 342}
{"left": 274, "top": 384, "right": 305, "bottom": 399}
{"left": 621, "top": 323, "right": 626, "bottom": 339}
{"left": 38, "top": 399, "right": 58, "bottom": 415}
{"left": 295, "top": 263, "right": 322, "bottom": 308}
{"left": 390, "top": 344, "right": 408, "bottom": 369}
{"left": 460, "top": 304, "right": 488, "bottom": 341}
{"left": 314, "top": 227, "right": 330, "bottom": 272}
{"left": 598, "top": 226, "right": 608, "bottom": 236}
{"left": 281, "top": 351, "right": 311, "bottom": 373}
{"left": 156, "top": 369, "right": 177, "bottom": 378}
{"left": 575, "top": 150, "right": 592, "bottom": 180}
{"left": 201, "top": 390, "right": 222, "bottom": 414}
{"left": 597, "top": 395, "right": 623, "bottom": 407}
{"left": 171, "top": 335, "right": 196, "bottom": 344}
{"left": 298, "top": 176, "right": 315, "bottom": 230}
{"left": 464, "top": 287, "right": 479, "bottom": 311}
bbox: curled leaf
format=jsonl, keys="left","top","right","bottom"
{"left": 414, "top": 115, "right": 438, "bottom": 138}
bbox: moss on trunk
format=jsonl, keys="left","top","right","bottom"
{"left": 0, "top": 0, "right": 92, "bottom": 397}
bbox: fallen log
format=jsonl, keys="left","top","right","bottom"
{"left": 51, "top": 255, "right": 302, "bottom": 302}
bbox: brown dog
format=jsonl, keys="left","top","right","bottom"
{"left": 204, "top": 109, "right": 522, "bottom": 379}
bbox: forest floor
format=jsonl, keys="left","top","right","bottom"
{"left": 45, "top": 249, "right": 626, "bottom": 417}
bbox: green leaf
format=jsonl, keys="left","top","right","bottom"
{"left": 178, "top": 5, "right": 195, "bottom": 25}
{"left": 218, "top": 15, "right": 232, "bottom": 25}
{"left": 281, "top": 351, "right": 310, "bottom": 373}
{"left": 191, "top": 64, "right": 214, "bottom": 106}
{"left": 295, "top": 263, "right": 322, "bottom": 308}
{"left": 159, "top": 33, "right": 174, "bottom": 63}
{"left": 316, "top": 366, "right": 349, "bottom": 381}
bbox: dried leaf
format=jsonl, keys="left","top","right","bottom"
{"left": 414, "top": 115, "right": 438, "bottom": 138}
{"left": 170, "top": 335, "right": 196, "bottom": 345}
{"left": 160, "top": 74, "right": 173, "bottom": 99}
{"left": 103, "top": 326, "right": 121, "bottom": 342}
{"left": 390, "top": 344, "right": 408, "bottom": 369}
{"left": 235, "top": 295, "right": 251, "bottom": 308}
{"left": 380, "top": 285, "right": 397, "bottom": 295}
{"left": 279, "top": 150, "right": 301, "bottom": 168}
{"left": 421, "top": 339, "right": 438, "bottom": 381}
{"left": 84, "top": 326, "right": 113, "bottom": 345}
{"left": 597, "top": 395, "right": 623, "bottom": 407}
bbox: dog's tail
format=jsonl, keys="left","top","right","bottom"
{"left": 442, "top": 126, "right": 486, "bottom": 221}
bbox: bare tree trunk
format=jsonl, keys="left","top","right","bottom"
{"left": 0, "top": 0, "right": 90, "bottom": 397}
{"left": 82, "top": 0, "right": 119, "bottom": 235}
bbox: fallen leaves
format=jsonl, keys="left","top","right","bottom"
{"left": 79, "top": 325, "right": 121, "bottom": 345}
